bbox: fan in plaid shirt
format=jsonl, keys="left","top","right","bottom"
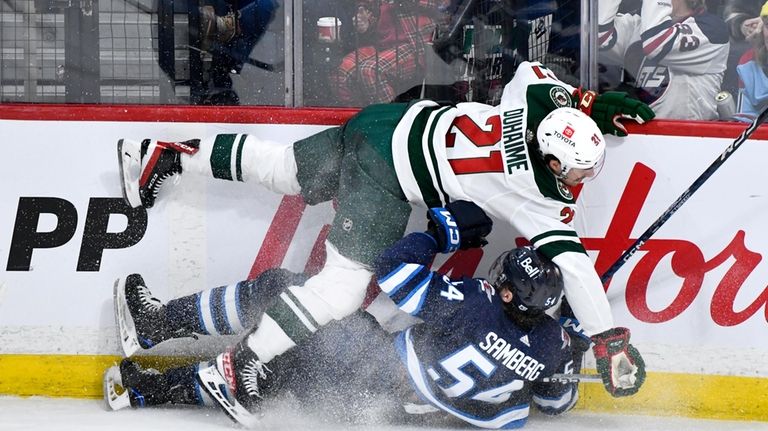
{"left": 331, "top": 0, "right": 449, "bottom": 105}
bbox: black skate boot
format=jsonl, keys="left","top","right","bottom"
{"left": 103, "top": 358, "right": 199, "bottom": 410}
{"left": 197, "top": 343, "right": 274, "bottom": 427}
{"left": 114, "top": 274, "right": 188, "bottom": 357}
{"left": 199, "top": 5, "right": 240, "bottom": 51}
{"left": 117, "top": 138, "right": 199, "bottom": 208}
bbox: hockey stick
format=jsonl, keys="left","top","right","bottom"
{"left": 600, "top": 106, "right": 768, "bottom": 283}
{"left": 542, "top": 373, "right": 602, "bottom": 383}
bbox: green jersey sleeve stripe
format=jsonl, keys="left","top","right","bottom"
{"left": 426, "top": 107, "right": 453, "bottom": 205}
{"left": 530, "top": 230, "right": 579, "bottom": 244}
{"left": 536, "top": 240, "right": 587, "bottom": 259}
{"left": 210, "top": 133, "right": 237, "bottom": 181}
{"left": 235, "top": 134, "right": 247, "bottom": 182}
{"left": 408, "top": 106, "right": 443, "bottom": 208}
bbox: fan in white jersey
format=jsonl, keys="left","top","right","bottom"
{"left": 113, "top": 61, "right": 653, "bottom": 425}
{"left": 598, "top": 0, "right": 730, "bottom": 120}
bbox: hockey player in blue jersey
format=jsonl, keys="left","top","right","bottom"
{"left": 105, "top": 201, "right": 595, "bottom": 429}
{"left": 372, "top": 200, "right": 588, "bottom": 428}
{"left": 115, "top": 61, "right": 651, "bottom": 418}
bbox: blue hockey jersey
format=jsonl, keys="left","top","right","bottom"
{"left": 375, "top": 232, "right": 579, "bottom": 429}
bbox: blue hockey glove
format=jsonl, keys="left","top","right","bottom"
{"left": 591, "top": 327, "right": 646, "bottom": 397}
{"left": 427, "top": 200, "right": 493, "bottom": 253}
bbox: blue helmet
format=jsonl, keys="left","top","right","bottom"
{"left": 488, "top": 246, "right": 564, "bottom": 314}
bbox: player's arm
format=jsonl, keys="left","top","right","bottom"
{"left": 487, "top": 195, "right": 646, "bottom": 398}
{"left": 531, "top": 319, "right": 590, "bottom": 415}
{"left": 518, "top": 61, "right": 653, "bottom": 137}
{"left": 374, "top": 200, "right": 493, "bottom": 320}
{"left": 546, "top": 239, "right": 647, "bottom": 398}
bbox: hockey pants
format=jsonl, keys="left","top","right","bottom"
{"left": 179, "top": 133, "right": 384, "bottom": 362}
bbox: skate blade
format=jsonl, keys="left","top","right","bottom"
{"left": 114, "top": 277, "right": 142, "bottom": 357}
{"left": 117, "top": 138, "right": 143, "bottom": 208}
{"left": 196, "top": 364, "right": 261, "bottom": 428}
{"left": 103, "top": 366, "right": 132, "bottom": 411}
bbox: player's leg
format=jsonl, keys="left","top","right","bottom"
{"left": 232, "top": 103, "right": 413, "bottom": 360}
{"left": 115, "top": 268, "right": 306, "bottom": 357}
{"left": 118, "top": 127, "right": 343, "bottom": 209}
{"left": 197, "top": 104, "right": 414, "bottom": 424}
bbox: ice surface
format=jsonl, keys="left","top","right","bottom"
{"left": 1, "top": 396, "right": 767, "bottom": 431}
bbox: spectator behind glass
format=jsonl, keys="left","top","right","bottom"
{"left": 330, "top": 0, "right": 449, "bottom": 106}
{"left": 598, "top": 0, "right": 730, "bottom": 120}
{"left": 198, "top": 0, "right": 279, "bottom": 104}
{"left": 724, "top": 0, "right": 762, "bottom": 41}
{"left": 734, "top": 1, "right": 768, "bottom": 121}
{"left": 721, "top": 1, "right": 762, "bottom": 97}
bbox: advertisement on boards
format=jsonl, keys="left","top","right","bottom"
{"left": 0, "top": 118, "right": 766, "bottom": 378}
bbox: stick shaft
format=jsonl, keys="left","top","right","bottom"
{"left": 543, "top": 373, "right": 602, "bottom": 383}
{"left": 600, "top": 109, "right": 768, "bottom": 283}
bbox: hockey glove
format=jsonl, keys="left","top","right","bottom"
{"left": 591, "top": 327, "right": 646, "bottom": 397}
{"left": 577, "top": 90, "right": 655, "bottom": 137}
{"left": 427, "top": 200, "right": 493, "bottom": 253}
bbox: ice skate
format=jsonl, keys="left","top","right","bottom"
{"left": 114, "top": 274, "right": 174, "bottom": 357}
{"left": 199, "top": 5, "right": 240, "bottom": 51}
{"left": 196, "top": 344, "right": 271, "bottom": 427}
{"left": 117, "top": 138, "right": 198, "bottom": 208}
{"left": 103, "top": 359, "right": 165, "bottom": 410}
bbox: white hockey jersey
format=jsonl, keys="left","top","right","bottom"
{"left": 389, "top": 61, "right": 613, "bottom": 336}
{"left": 598, "top": 0, "right": 730, "bottom": 120}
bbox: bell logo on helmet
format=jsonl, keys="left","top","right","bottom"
{"left": 563, "top": 125, "right": 575, "bottom": 138}
{"left": 519, "top": 256, "right": 541, "bottom": 278}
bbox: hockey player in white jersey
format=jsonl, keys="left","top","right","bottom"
{"left": 115, "top": 61, "right": 653, "bottom": 422}
{"left": 598, "top": 0, "right": 730, "bottom": 120}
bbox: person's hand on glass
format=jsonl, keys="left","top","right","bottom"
{"left": 742, "top": 16, "right": 762, "bottom": 39}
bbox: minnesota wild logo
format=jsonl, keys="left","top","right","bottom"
{"left": 556, "top": 179, "right": 573, "bottom": 200}
{"left": 549, "top": 87, "right": 571, "bottom": 107}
